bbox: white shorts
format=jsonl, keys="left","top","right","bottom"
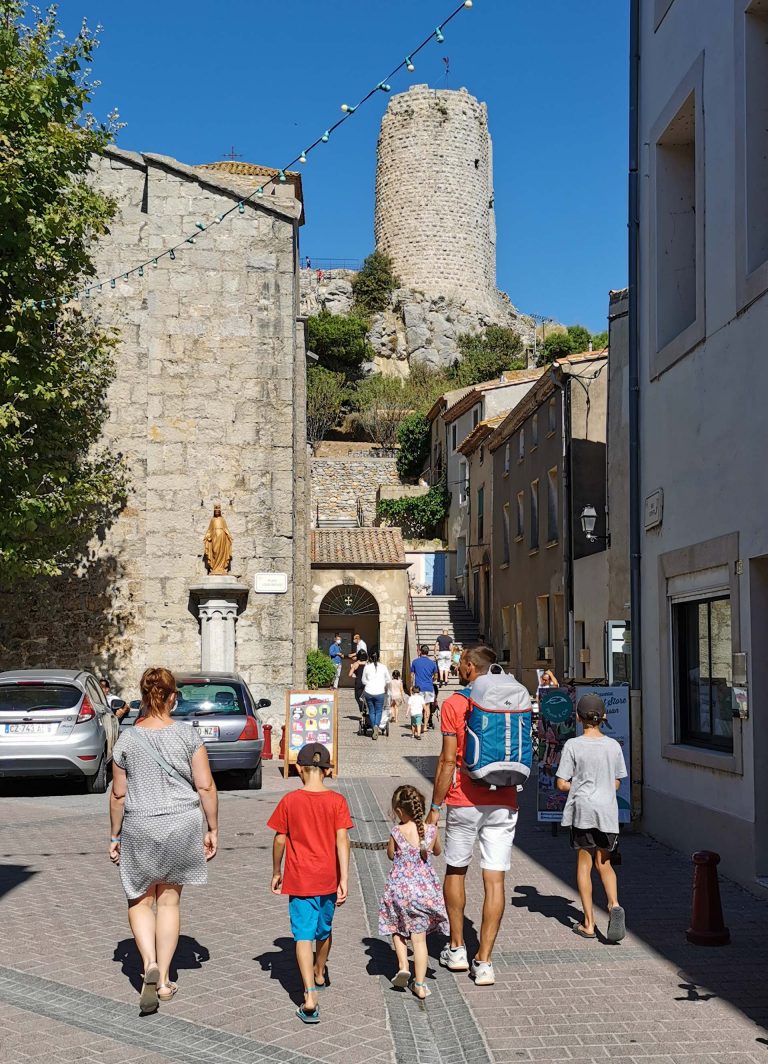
{"left": 444, "top": 805, "right": 518, "bottom": 872}
{"left": 422, "top": 689, "right": 435, "bottom": 704}
{"left": 437, "top": 651, "right": 452, "bottom": 669}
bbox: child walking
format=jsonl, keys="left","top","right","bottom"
{"left": 268, "top": 743, "right": 353, "bottom": 1023}
{"left": 378, "top": 785, "right": 448, "bottom": 1000}
{"left": 407, "top": 687, "right": 425, "bottom": 740}
{"left": 556, "top": 693, "right": 627, "bottom": 943}
{"left": 389, "top": 670, "right": 404, "bottom": 725}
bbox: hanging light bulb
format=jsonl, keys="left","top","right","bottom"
{"left": 187, "top": 236, "right": 195, "bottom": 244}
{"left": 169, "top": 249, "right": 176, "bottom": 260}
{"left": 321, "top": 130, "right": 330, "bottom": 142}
{"left": 152, "top": 258, "right": 159, "bottom": 268}
{"left": 138, "top": 266, "right": 144, "bottom": 277}
{"left": 238, "top": 202, "right": 245, "bottom": 214}
{"left": 405, "top": 55, "right": 415, "bottom": 71}
{"left": 299, "top": 150, "right": 307, "bottom": 164}
{"left": 123, "top": 273, "right": 129, "bottom": 281}
{"left": 256, "top": 186, "right": 263, "bottom": 196}
{"left": 379, "top": 81, "right": 391, "bottom": 92}
{"left": 110, "top": 278, "right": 116, "bottom": 289}
{"left": 341, "top": 103, "right": 355, "bottom": 113}
{"left": 278, "top": 170, "right": 287, "bottom": 183}
{"left": 464, "top": 0, "right": 472, "bottom": 7}
{"left": 435, "top": 27, "right": 445, "bottom": 42}
{"left": 196, "top": 222, "right": 205, "bottom": 231}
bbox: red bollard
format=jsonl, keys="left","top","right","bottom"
{"left": 262, "top": 723, "right": 273, "bottom": 760}
{"left": 686, "top": 851, "right": 730, "bottom": 946}
{"left": 278, "top": 725, "right": 286, "bottom": 762}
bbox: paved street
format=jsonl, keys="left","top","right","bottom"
{"left": 1, "top": 691, "right": 768, "bottom": 1064}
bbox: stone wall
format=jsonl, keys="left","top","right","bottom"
{"left": 0, "top": 147, "right": 308, "bottom": 709}
{"left": 375, "top": 86, "right": 499, "bottom": 317}
{"left": 311, "top": 454, "right": 401, "bottom": 526}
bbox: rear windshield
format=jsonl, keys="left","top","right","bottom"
{"left": 0, "top": 684, "right": 82, "bottom": 712}
{"left": 173, "top": 682, "right": 246, "bottom": 717}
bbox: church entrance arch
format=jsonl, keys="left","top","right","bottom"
{"left": 318, "top": 585, "right": 380, "bottom": 688}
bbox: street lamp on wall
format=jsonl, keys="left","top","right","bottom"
{"left": 580, "top": 505, "right": 610, "bottom": 546}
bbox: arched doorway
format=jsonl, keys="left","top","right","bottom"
{"left": 318, "top": 585, "right": 380, "bottom": 688}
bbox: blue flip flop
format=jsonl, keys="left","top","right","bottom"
{"left": 296, "top": 1003, "right": 320, "bottom": 1024}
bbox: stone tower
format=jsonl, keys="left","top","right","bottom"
{"left": 374, "top": 85, "right": 498, "bottom": 315}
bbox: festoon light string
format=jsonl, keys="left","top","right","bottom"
{"left": 25, "top": 0, "right": 474, "bottom": 311}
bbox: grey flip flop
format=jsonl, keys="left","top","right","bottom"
{"left": 391, "top": 969, "right": 411, "bottom": 989}
{"left": 139, "top": 963, "right": 160, "bottom": 1015}
{"left": 572, "top": 924, "right": 597, "bottom": 940}
{"left": 606, "top": 906, "right": 626, "bottom": 943}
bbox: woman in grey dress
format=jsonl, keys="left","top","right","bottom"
{"left": 109, "top": 667, "right": 218, "bottom": 1015}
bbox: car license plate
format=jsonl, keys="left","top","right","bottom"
{"left": 3, "top": 723, "right": 58, "bottom": 735}
{"left": 197, "top": 725, "right": 220, "bottom": 740}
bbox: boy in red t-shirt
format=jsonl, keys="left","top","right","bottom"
{"left": 267, "top": 743, "right": 353, "bottom": 1024}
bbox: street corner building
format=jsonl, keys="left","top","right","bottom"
{"left": 0, "top": 148, "right": 311, "bottom": 707}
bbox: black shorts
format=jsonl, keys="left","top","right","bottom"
{"left": 570, "top": 827, "right": 618, "bottom": 852}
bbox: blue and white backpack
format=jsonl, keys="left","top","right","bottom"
{"left": 461, "top": 665, "right": 533, "bottom": 788}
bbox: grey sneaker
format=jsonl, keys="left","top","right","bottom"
{"left": 439, "top": 945, "right": 469, "bottom": 971}
{"left": 471, "top": 959, "right": 495, "bottom": 986}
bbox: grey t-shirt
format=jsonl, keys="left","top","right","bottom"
{"left": 556, "top": 735, "right": 627, "bottom": 833}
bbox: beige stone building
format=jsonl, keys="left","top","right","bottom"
{"left": 0, "top": 147, "right": 309, "bottom": 708}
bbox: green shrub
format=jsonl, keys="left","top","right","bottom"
{"left": 377, "top": 481, "right": 451, "bottom": 538}
{"left": 351, "top": 251, "right": 400, "bottom": 318}
{"left": 306, "top": 649, "right": 337, "bottom": 689}
{"left": 451, "top": 326, "right": 526, "bottom": 387}
{"left": 307, "top": 310, "right": 371, "bottom": 377}
{"left": 538, "top": 330, "right": 574, "bottom": 366}
{"left": 591, "top": 330, "right": 608, "bottom": 350}
{"left": 352, "top": 375, "right": 409, "bottom": 449}
{"left": 396, "top": 413, "right": 431, "bottom": 480}
{"left": 565, "top": 324, "right": 591, "bottom": 353}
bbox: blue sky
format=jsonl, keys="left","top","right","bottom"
{"left": 59, "top": 0, "right": 628, "bottom": 332}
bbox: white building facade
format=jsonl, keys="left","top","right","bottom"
{"left": 635, "top": 0, "right": 768, "bottom": 889}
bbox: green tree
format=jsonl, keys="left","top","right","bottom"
{"left": 306, "top": 310, "right": 371, "bottom": 377}
{"left": 352, "top": 375, "right": 409, "bottom": 449}
{"left": 0, "top": 2, "right": 127, "bottom": 578}
{"left": 451, "top": 325, "right": 526, "bottom": 387}
{"left": 591, "top": 329, "right": 608, "bottom": 349}
{"left": 351, "top": 250, "right": 400, "bottom": 318}
{"left": 566, "top": 323, "right": 591, "bottom": 353}
{"left": 538, "top": 330, "right": 574, "bottom": 366}
{"left": 396, "top": 412, "right": 431, "bottom": 480}
{"left": 306, "top": 366, "right": 345, "bottom": 451}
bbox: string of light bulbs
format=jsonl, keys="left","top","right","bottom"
{"left": 24, "top": 0, "right": 474, "bottom": 311}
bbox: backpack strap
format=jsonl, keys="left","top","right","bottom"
{"left": 132, "top": 728, "right": 191, "bottom": 787}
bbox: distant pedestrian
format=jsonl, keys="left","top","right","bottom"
{"left": 100, "top": 677, "right": 130, "bottom": 721}
{"left": 556, "top": 694, "right": 627, "bottom": 942}
{"left": 362, "top": 650, "right": 391, "bottom": 740}
{"left": 389, "top": 670, "right": 404, "bottom": 725}
{"left": 434, "top": 630, "right": 454, "bottom": 687}
{"left": 109, "top": 668, "right": 219, "bottom": 1015}
{"left": 408, "top": 687, "right": 425, "bottom": 740}
{"left": 378, "top": 785, "right": 448, "bottom": 1000}
{"left": 328, "top": 634, "right": 343, "bottom": 689}
{"left": 410, "top": 645, "right": 438, "bottom": 730}
{"left": 351, "top": 632, "right": 368, "bottom": 657}
{"left": 349, "top": 649, "right": 368, "bottom": 717}
{"left": 268, "top": 743, "right": 352, "bottom": 1024}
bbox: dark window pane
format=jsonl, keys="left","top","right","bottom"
{"left": 674, "top": 596, "right": 732, "bottom": 751}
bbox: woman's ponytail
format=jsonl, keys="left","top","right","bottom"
{"left": 139, "top": 667, "right": 176, "bottom": 719}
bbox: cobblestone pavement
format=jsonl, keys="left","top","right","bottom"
{"left": 1, "top": 690, "right": 768, "bottom": 1063}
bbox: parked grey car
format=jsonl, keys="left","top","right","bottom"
{"left": 0, "top": 670, "right": 123, "bottom": 793}
{"left": 120, "top": 671, "right": 269, "bottom": 789}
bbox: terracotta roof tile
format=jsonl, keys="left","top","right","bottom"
{"left": 196, "top": 161, "right": 303, "bottom": 204}
{"left": 311, "top": 527, "right": 406, "bottom": 566}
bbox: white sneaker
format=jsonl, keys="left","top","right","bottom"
{"left": 471, "top": 959, "right": 495, "bottom": 986}
{"left": 439, "top": 945, "right": 469, "bottom": 971}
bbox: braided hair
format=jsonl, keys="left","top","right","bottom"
{"left": 139, "top": 667, "right": 176, "bottom": 719}
{"left": 392, "top": 784, "right": 429, "bottom": 862}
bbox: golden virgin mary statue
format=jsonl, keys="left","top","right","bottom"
{"left": 203, "top": 505, "right": 233, "bottom": 575}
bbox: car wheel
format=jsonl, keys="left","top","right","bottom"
{"left": 243, "top": 759, "right": 262, "bottom": 791}
{"left": 85, "top": 753, "right": 108, "bottom": 794}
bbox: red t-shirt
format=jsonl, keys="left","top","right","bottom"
{"left": 267, "top": 788, "right": 353, "bottom": 896}
{"left": 440, "top": 691, "right": 518, "bottom": 810}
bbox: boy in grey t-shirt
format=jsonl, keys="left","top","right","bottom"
{"left": 556, "top": 694, "right": 627, "bottom": 943}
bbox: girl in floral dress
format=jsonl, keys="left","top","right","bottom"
{"left": 378, "top": 785, "right": 448, "bottom": 1000}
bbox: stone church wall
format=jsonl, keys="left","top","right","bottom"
{"left": 0, "top": 148, "right": 308, "bottom": 708}
{"left": 311, "top": 454, "right": 401, "bottom": 526}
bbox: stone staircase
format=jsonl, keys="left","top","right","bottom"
{"left": 410, "top": 595, "right": 480, "bottom": 649}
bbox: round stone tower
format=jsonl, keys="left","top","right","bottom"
{"left": 374, "top": 85, "right": 498, "bottom": 313}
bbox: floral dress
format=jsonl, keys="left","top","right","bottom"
{"left": 378, "top": 824, "right": 448, "bottom": 938}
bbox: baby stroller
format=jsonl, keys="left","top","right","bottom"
{"left": 356, "top": 694, "right": 390, "bottom": 737}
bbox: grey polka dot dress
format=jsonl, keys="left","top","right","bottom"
{"left": 113, "top": 723, "right": 208, "bottom": 900}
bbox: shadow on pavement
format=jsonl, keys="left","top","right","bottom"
{"left": 0, "top": 778, "right": 87, "bottom": 797}
{"left": 0, "top": 863, "right": 38, "bottom": 901}
{"left": 254, "top": 936, "right": 303, "bottom": 1004}
{"left": 510, "top": 883, "right": 582, "bottom": 929}
{"left": 113, "top": 935, "right": 210, "bottom": 992}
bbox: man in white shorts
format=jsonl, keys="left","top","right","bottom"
{"left": 434, "top": 629, "right": 453, "bottom": 687}
{"left": 426, "top": 645, "right": 518, "bottom": 987}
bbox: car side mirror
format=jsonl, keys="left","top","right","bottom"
{"left": 257, "top": 698, "right": 271, "bottom": 709}
{"left": 112, "top": 698, "right": 127, "bottom": 710}
{"left": 129, "top": 700, "right": 141, "bottom": 710}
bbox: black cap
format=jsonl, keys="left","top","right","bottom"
{"left": 577, "top": 693, "right": 606, "bottom": 720}
{"left": 297, "top": 742, "right": 331, "bottom": 768}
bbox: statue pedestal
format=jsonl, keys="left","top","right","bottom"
{"left": 190, "top": 577, "right": 249, "bottom": 673}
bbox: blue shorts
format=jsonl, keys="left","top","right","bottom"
{"left": 410, "top": 714, "right": 423, "bottom": 727}
{"left": 288, "top": 894, "right": 337, "bottom": 942}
